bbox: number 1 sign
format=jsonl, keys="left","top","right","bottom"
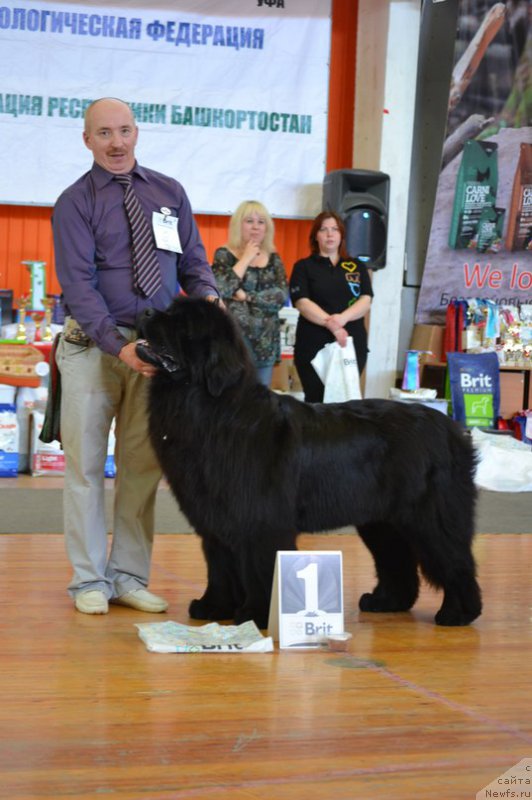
{"left": 267, "top": 551, "right": 344, "bottom": 649}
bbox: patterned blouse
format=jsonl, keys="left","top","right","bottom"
{"left": 212, "top": 246, "right": 288, "bottom": 368}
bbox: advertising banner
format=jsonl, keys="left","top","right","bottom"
{"left": 416, "top": 0, "right": 532, "bottom": 324}
{"left": 0, "top": 0, "right": 331, "bottom": 216}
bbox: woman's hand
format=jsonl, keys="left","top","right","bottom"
{"left": 325, "top": 313, "right": 345, "bottom": 331}
{"left": 325, "top": 315, "right": 348, "bottom": 347}
{"left": 232, "top": 240, "right": 261, "bottom": 282}
{"left": 232, "top": 288, "right": 247, "bottom": 302}
{"left": 333, "top": 327, "right": 348, "bottom": 347}
{"left": 242, "top": 240, "right": 261, "bottom": 265}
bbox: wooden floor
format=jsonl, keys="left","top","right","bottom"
{"left": 0, "top": 531, "right": 531, "bottom": 799}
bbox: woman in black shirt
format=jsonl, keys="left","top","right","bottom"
{"left": 289, "top": 211, "right": 373, "bottom": 402}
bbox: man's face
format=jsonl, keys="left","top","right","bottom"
{"left": 83, "top": 99, "right": 138, "bottom": 174}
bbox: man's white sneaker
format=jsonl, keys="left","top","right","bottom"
{"left": 111, "top": 589, "right": 168, "bottom": 613}
{"left": 75, "top": 590, "right": 109, "bottom": 615}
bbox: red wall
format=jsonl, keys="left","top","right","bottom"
{"left": 0, "top": 0, "right": 357, "bottom": 299}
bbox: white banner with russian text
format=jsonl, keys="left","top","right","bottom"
{"left": 0, "top": 0, "right": 331, "bottom": 216}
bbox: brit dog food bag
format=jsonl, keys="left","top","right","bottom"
{"left": 446, "top": 352, "right": 500, "bottom": 429}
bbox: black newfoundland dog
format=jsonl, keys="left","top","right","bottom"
{"left": 137, "top": 297, "right": 481, "bottom": 629}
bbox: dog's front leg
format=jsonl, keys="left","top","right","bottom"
{"left": 189, "top": 535, "right": 244, "bottom": 622}
{"left": 234, "top": 532, "right": 298, "bottom": 629}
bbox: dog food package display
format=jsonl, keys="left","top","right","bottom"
{"left": 16, "top": 386, "right": 48, "bottom": 473}
{"left": 0, "top": 403, "right": 19, "bottom": 476}
{"left": 505, "top": 142, "right": 532, "bottom": 251}
{"left": 278, "top": 305, "right": 299, "bottom": 356}
{"left": 448, "top": 140, "right": 498, "bottom": 249}
{"left": 474, "top": 206, "right": 505, "bottom": 253}
{"left": 136, "top": 620, "right": 274, "bottom": 653}
{"left": 446, "top": 351, "right": 500, "bottom": 428}
{"left": 29, "top": 411, "right": 116, "bottom": 477}
{"left": 0, "top": 384, "right": 16, "bottom": 404}
{"left": 29, "top": 410, "right": 65, "bottom": 475}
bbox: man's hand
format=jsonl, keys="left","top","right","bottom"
{"left": 118, "top": 341, "right": 157, "bottom": 377}
{"left": 205, "top": 294, "right": 226, "bottom": 309}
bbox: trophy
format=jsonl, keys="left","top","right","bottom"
{"left": 14, "top": 294, "right": 31, "bottom": 342}
{"left": 41, "top": 297, "right": 55, "bottom": 342}
{"left": 22, "top": 260, "right": 47, "bottom": 311}
{"left": 30, "top": 312, "right": 42, "bottom": 343}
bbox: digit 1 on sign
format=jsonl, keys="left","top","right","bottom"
{"left": 296, "top": 562, "right": 320, "bottom": 614}
{"left": 267, "top": 551, "right": 345, "bottom": 649}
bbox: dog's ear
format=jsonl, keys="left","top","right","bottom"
{"left": 204, "top": 337, "right": 245, "bottom": 397}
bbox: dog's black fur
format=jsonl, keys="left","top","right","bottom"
{"left": 138, "top": 297, "right": 482, "bottom": 628}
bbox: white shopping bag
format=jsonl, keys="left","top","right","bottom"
{"left": 471, "top": 428, "right": 532, "bottom": 492}
{"left": 311, "top": 337, "right": 362, "bottom": 402}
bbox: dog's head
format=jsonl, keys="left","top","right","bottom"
{"left": 137, "top": 297, "right": 255, "bottom": 397}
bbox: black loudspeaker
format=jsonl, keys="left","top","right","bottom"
{"left": 0, "top": 289, "right": 14, "bottom": 324}
{"left": 322, "top": 169, "right": 390, "bottom": 269}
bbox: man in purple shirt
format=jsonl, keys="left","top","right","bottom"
{"left": 53, "top": 97, "right": 220, "bottom": 615}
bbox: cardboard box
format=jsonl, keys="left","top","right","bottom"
{"left": 271, "top": 361, "right": 291, "bottom": 392}
{"left": 409, "top": 324, "right": 444, "bottom": 364}
{"left": 271, "top": 359, "right": 303, "bottom": 396}
{"left": 499, "top": 371, "right": 527, "bottom": 418}
{"left": 287, "top": 361, "right": 303, "bottom": 394}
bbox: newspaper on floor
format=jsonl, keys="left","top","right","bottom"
{"left": 136, "top": 620, "right": 274, "bottom": 653}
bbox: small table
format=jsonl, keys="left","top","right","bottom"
{"left": 31, "top": 341, "right": 54, "bottom": 363}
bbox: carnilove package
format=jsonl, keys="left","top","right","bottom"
{"left": 505, "top": 143, "right": 532, "bottom": 252}
{"left": 449, "top": 140, "right": 498, "bottom": 250}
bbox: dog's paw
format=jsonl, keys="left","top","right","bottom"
{"left": 189, "top": 598, "right": 235, "bottom": 621}
{"left": 358, "top": 592, "right": 414, "bottom": 613}
{"left": 434, "top": 589, "right": 482, "bottom": 626}
{"left": 435, "top": 606, "right": 481, "bottom": 626}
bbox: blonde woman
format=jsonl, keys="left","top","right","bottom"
{"left": 212, "top": 200, "right": 288, "bottom": 386}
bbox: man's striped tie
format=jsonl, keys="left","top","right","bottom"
{"left": 115, "top": 174, "right": 162, "bottom": 298}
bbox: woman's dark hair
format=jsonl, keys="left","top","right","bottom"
{"left": 309, "top": 211, "right": 347, "bottom": 257}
